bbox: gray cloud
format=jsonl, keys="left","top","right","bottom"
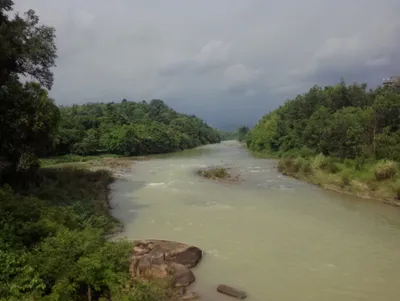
{"left": 14, "top": 0, "right": 400, "bottom": 129}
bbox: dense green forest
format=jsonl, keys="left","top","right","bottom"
{"left": 0, "top": 1, "right": 217, "bottom": 300}
{"left": 246, "top": 80, "right": 400, "bottom": 200}
{"left": 52, "top": 99, "right": 221, "bottom": 158}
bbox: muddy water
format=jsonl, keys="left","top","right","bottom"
{"left": 110, "top": 141, "right": 400, "bottom": 301}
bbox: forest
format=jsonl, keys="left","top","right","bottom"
{"left": 52, "top": 99, "right": 221, "bottom": 158}
{"left": 246, "top": 80, "right": 400, "bottom": 200}
{"left": 0, "top": 1, "right": 218, "bottom": 300}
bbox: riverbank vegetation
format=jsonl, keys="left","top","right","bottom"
{"left": 197, "top": 167, "right": 239, "bottom": 182}
{"left": 1, "top": 167, "right": 165, "bottom": 300}
{"left": 51, "top": 99, "right": 221, "bottom": 158}
{"left": 0, "top": 1, "right": 216, "bottom": 300}
{"left": 237, "top": 126, "right": 250, "bottom": 142}
{"left": 246, "top": 79, "right": 400, "bottom": 202}
{"left": 197, "top": 167, "right": 230, "bottom": 179}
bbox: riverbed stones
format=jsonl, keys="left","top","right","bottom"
{"left": 130, "top": 240, "right": 202, "bottom": 288}
{"left": 217, "top": 284, "right": 247, "bottom": 299}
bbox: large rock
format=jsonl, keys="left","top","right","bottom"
{"left": 132, "top": 239, "right": 202, "bottom": 268}
{"left": 217, "top": 284, "right": 247, "bottom": 299}
{"left": 130, "top": 240, "right": 202, "bottom": 288}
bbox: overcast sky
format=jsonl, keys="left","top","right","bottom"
{"left": 14, "top": 0, "right": 400, "bottom": 130}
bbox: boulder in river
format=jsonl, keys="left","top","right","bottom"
{"left": 217, "top": 284, "right": 247, "bottom": 299}
{"left": 130, "top": 240, "right": 202, "bottom": 288}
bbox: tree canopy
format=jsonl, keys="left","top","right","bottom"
{"left": 246, "top": 80, "right": 400, "bottom": 161}
{"left": 0, "top": 1, "right": 59, "bottom": 172}
{"left": 52, "top": 99, "right": 221, "bottom": 157}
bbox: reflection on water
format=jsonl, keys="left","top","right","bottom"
{"left": 110, "top": 141, "right": 400, "bottom": 301}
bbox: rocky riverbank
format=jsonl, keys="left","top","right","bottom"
{"left": 129, "top": 240, "right": 247, "bottom": 301}
{"left": 130, "top": 240, "right": 202, "bottom": 300}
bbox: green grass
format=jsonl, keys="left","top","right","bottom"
{"left": 277, "top": 154, "right": 400, "bottom": 203}
{"left": 40, "top": 153, "right": 121, "bottom": 167}
{"left": 249, "top": 150, "right": 280, "bottom": 159}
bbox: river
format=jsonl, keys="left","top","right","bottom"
{"left": 110, "top": 141, "right": 400, "bottom": 301}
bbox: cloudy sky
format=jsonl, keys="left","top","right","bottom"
{"left": 14, "top": 0, "right": 400, "bottom": 129}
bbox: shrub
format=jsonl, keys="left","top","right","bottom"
{"left": 293, "top": 157, "right": 308, "bottom": 173}
{"left": 300, "top": 160, "right": 313, "bottom": 175}
{"left": 392, "top": 181, "right": 400, "bottom": 200}
{"left": 354, "top": 156, "right": 366, "bottom": 171}
{"left": 0, "top": 168, "right": 148, "bottom": 300}
{"left": 374, "top": 160, "right": 397, "bottom": 181}
{"left": 326, "top": 162, "right": 341, "bottom": 174}
{"left": 314, "top": 155, "right": 341, "bottom": 174}
{"left": 298, "top": 146, "right": 315, "bottom": 158}
{"left": 278, "top": 157, "right": 294, "bottom": 173}
{"left": 282, "top": 149, "right": 299, "bottom": 159}
{"left": 311, "top": 153, "right": 327, "bottom": 169}
{"left": 341, "top": 171, "right": 352, "bottom": 187}
{"left": 197, "top": 167, "right": 230, "bottom": 179}
{"left": 343, "top": 158, "right": 353, "bottom": 168}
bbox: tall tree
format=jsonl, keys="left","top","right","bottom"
{"left": 0, "top": 1, "right": 57, "bottom": 89}
{"left": 0, "top": 1, "right": 59, "bottom": 171}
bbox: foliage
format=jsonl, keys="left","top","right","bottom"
{"left": 0, "top": 1, "right": 57, "bottom": 89}
{"left": 277, "top": 154, "right": 400, "bottom": 201}
{"left": 374, "top": 160, "right": 398, "bottom": 181}
{"left": 107, "top": 281, "right": 166, "bottom": 301}
{"left": 340, "top": 171, "right": 352, "bottom": 187}
{"left": 0, "top": 168, "right": 164, "bottom": 301}
{"left": 197, "top": 167, "right": 230, "bottom": 179}
{"left": 246, "top": 81, "right": 400, "bottom": 161}
{"left": 40, "top": 154, "right": 120, "bottom": 167}
{"left": 248, "top": 79, "right": 400, "bottom": 200}
{"left": 0, "top": 78, "right": 60, "bottom": 171}
{"left": 51, "top": 100, "right": 221, "bottom": 157}
{"left": 0, "top": 1, "right": 59, "bottom": 172}
{"left": 237, "top": 126, "right": 250, "bottom": 142}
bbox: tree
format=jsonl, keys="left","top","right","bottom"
{"left": 246, "top": 79, "right": 400, "bottom": 161}
{"left": 0, "top": 77, "right": 59, "bottom": 171}
{"left": 0, "top": 1, "right": 59, "bottom": 172}
{"left": 238, "top": 126, "right": 249, "bottom": 142}
{"left": 0, "top": 2, "right": 57, "bottom": 89}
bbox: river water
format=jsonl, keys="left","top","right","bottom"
{"left": 110, "top": 141, "right": 400, "bottom": 301}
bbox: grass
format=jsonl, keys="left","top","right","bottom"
{"left": 249, "top": 150, "right": 280, "bottom": 159}
{"left": 39, "top": 154, "right": 148, "bottom": 176}
{"left": 277, "top": 154, "right": 400, "bottom": 204}
{"left": 40, "top": 153, "right": 121, "bottom": 167}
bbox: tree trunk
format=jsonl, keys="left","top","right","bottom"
{"left": 88, "top": 286, "right": 92, "bottom": 301}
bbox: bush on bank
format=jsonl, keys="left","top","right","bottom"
{"left": 0, "top": 168, "right": 162, "bottom": 301}
{"left": 277, "top": 153, "right": 400, "bottom": 201}
{"left": 246, "top": 79, "right": 400, "bottom": 201}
